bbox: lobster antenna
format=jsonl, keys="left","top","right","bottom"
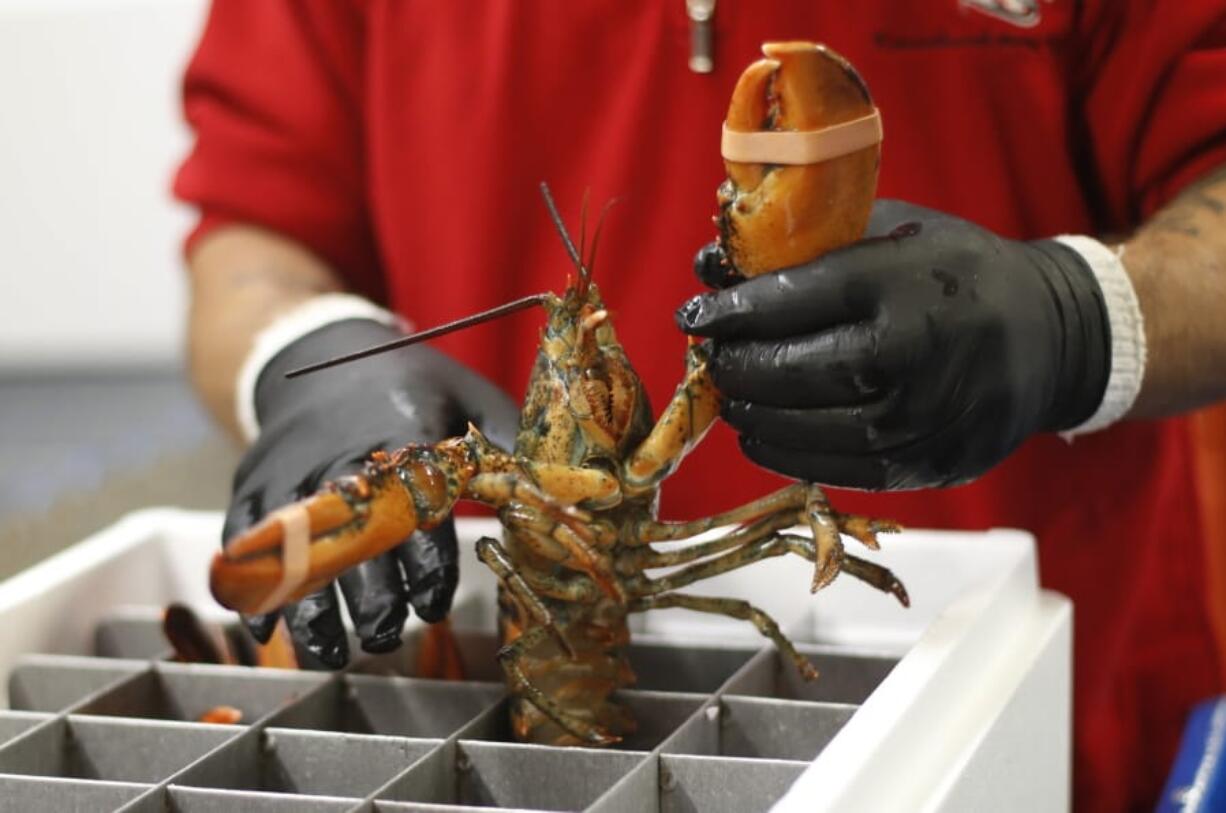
{"left": 539, "top": 182, "right": 588, "bottom": 288}
{"left": 578, "top": 187, "right": 590, "bottom": 268}
{"left": 585, "top": 197, "right": 619, "bottom": 281}
{"left": 284, "top": 292, "right": 551, "bottom": 378}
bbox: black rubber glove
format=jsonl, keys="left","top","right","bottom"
{"left": 677, "top": 199, "right": 1111, "bottom": 490}
{"left": 224, "top": 318, "right": 519, "bottom": 667}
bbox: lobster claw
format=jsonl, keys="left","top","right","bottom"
{"left": 718, "top": 41, "right": 882, "bottom": 279}
{"left": 209, "top": 468, "right": 422, "bottom": 616}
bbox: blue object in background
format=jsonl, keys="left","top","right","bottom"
{"left": 1157, "top": 697, "right": 1226, "bottom": 812}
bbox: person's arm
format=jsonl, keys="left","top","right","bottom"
{"left": 186, "top": 224, "right": 344, "bottom": 440}
{"left": 1120, "top": 165, "right": 1226, "bottom": 418}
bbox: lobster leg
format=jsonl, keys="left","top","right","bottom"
{"left": 501, "top": 506, "right": 625, "bottom": 601}
{"left": 631, "top": 532, "right": 909, "bottom": 607}
{"left": 631, "top": 483, "right": 897, "bottom": 582}
{"left": 805, "top": 486, "right": 845, "bottom": 593}
{"left": 633, "top": 483, "right": 808, "bottom": 543}
{"left": 467, "top": 472, "right": 592, "bottom": 531}
{"left": 476, "top": 536, "right": 574, "bottom": 657}
{"left": 622, "top": 341, "right": 720, "bottom": 496}
{"left": 496, "top": 623, "right": 620, "bottom": 746}
{"left": 516, "top": 567, "right": 601, "bottom": 604}
{"left": 628, "top": 593, "right": 819, "bottom": 681}
{"left": 521, "top": 462, "right": 623, "bottom": 509}
{"left": 840, "top": 550, "right": 911, "bottom": 607}
{"left": 628, "top": 512, "right": 798, "bottom": 569}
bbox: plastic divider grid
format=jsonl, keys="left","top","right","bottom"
{"left": 168, "top": 786, "right": 360, "bottom": 812}
{"left": 8, "top": 654, "right": 148, "bottom": 712}
{"left": 74, "top": 663, "right": 329, "bottom": 723}
{"left": 171, "top": 727, "right": 439, "bottom": 797}
{"left": 658, "top": 755, "right": 808, "bottom": 812}
{"left": 0, "top": 710, "right": 48, "bottom": 743}
{"left": 267, "top": 675, "right": 504, "bottom": 739}
{"left": 0, "top": 610, "right": 900, "bottom": 812}
{"left": 0, "top": 715, "right": 239, "bottom": 782}
{"left": 0, "top": 774, "right": 150, "bottom": 810}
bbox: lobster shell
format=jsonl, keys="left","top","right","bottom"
{"left": 718, "top": 41, "right": 881, "bottom": 278}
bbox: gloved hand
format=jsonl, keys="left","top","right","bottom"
{"left": 224, "top": 317, "right": 519, "bottom": 667}
{"left": 677, "top": 199, "right": 1111, "bottom": 490}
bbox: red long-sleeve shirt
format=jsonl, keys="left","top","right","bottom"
{"left": 175, "top": 2, "right": 1226, "bottom": 808}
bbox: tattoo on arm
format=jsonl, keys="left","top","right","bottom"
{"left": 1120, "top": 162, "right": 1226, "bottom": 416}
{"left": 1147, "top": 164, "right": 1226, "bottom": 237}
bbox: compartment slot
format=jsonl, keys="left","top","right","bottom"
{"left": 373, "top": 802, "right": 545, "bottom": 812}
{"left": 73, "top": 665, "right": 328, "bottom": 723}
{"left": 7, "top": 655, "right": 147, "bottom": 712}
{"left": 614, "top": 691, "right": 708, "bottom": 752}
{"left": 94, "top": 609, "right": 174, "bottom": 661}
{"left": 456, "top": 690, "right": 704, "bottom": 753}
{"left": 0, "top": 710, "right": 50, "bottom": 746}
{"left": 0, "top": 773, "right": 150, "bottom": 810}
{"left": 381, "top": 740, "right": 646, "bottom": 810}
{"left": 718, "top": 697, "right": 854, "bottom": 761}
{"left": 441, "top": 631, "right": 759, "bottom": 695}
{"left": 269, "top": 675, "right": 503, "bottom": 739}
{"left": 171, "top": 727, "right": 437, "bottom": 798}
{"left": 353, "top": 625, "right": 498, "bottom": 684}
{"left": 721, "top": 645, "right": 897, "bottom": 704}
{"left": 658, "top": 754, "right": 807, "bottom": 813}
{"left": 625, "top": 640, "right": 759, "bottom": 694}
{"left": 0, "top": 715, "right": 239, "bottom": 783}
{"left": 586, "top": 753, "right": 660, "bottom": 813}
{"left": 167, "top": 785, "right": 361, "bottom": 812}
{"left": 662, "top": 697, "right": 854, "bottom": 761}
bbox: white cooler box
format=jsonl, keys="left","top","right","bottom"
{"left": 0, "top": 509, "right": 1070, "bottom": 812}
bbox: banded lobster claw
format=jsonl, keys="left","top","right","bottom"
{"left": 210, "top": 426, "right": 595, "bottom": 622}
{"left": 718, "top": 41, "right": 882, "bottom": 279}
{"left": 210, "top": 438, "right": 480, "bottom": 617}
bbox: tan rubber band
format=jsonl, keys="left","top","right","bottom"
{"left": 721, "top": 109, "right": 883, "bottom": 165}
{"left": 252, "top": 504, "right": 312, "bottom": 616}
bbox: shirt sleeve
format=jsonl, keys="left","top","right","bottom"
{"left": 172, "top": 0, "right": 384, "bottom": 300}
{"left": 1078, "top": 3, "right": 1226, "bottom": 225}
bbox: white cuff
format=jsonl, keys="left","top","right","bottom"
{"left": 1054, "top": 235, "right": 1147, "bottom": 438}
{"left": 234, "top": 293, "right": 406, "bottom": 444}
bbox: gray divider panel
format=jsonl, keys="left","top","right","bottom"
{"left": 658, "top": 755, "right": 807, "bottom": 813}
{"left": 0, "top": 715, "right": 238, "bottom": 782}
{"left": 167, "top": 786, "right": 361, "bottom": 812}
{"left": 4, "top": 609, "right": 901, "bottom": 810}
{"left": 0, "top": 710, "right": 49, "bottom": 743}
{"left": 93, "top": 608, "right": 175, "bottom": 661}
{"left": 171, "top": 727, "right": 438, "bottom": 797}
{"left": 0, "top": 774, "right": 149, "bottom": 812}
{"left": 383, "top": 741, "right": 646, "bottom": 810}
{"left": 268, "top": 675, "right": 503, "bottom": 738}
{"left": 74, "top": 663, "right": 328, "bottom": 723}
{"left": 716, "top": 697, "right": 855, "bottom": 761}
{"left": 8, "top": 655, "right": 148, "bottom": 712}
{"left": 723, "top": 643, "right": 899, "bottom": 704}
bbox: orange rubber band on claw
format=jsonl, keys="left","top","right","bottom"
{"left": 720, "top": 109, "right": 883, "bottom": 165}
{"left": 251, "top": 504, "right": 312, "bottom": 616}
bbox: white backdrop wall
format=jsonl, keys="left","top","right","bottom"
{"left": 0, "top": 0, "right": 208, "bottom": 370}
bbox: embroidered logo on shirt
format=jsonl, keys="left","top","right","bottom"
{"left": 959, "top": 0, "right": 1050, "bottom": 28}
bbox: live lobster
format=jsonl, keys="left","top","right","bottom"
{"left": 209, "top": 42, "right": 907, "bottom": 746}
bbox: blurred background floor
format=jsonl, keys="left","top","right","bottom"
{"left": 0, "top": 370, "right": 237, "bottom": 581}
